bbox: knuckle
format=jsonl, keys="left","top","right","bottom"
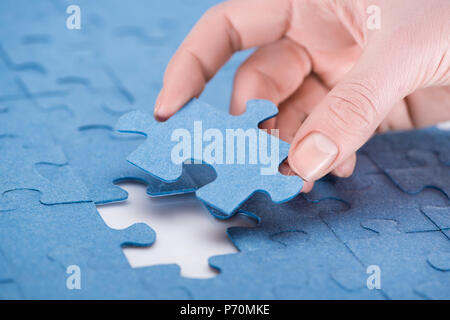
{"left": 327, "top": 82, "right": 379, "bottom": 136}
{"left": 202, "top": 2, "right": 230, "bottom": 23}
{"left": 202, "top": 4, "right": 222, "bottom": 20}
{"left": 201, "top": 3, "right": 242, "bottom": 53}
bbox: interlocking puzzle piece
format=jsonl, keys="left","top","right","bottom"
{"left": 186, "top": 244, "right": 384, "bottom": 299}
{"left": 116, "top": 99, "right": 303, "bottom": 215}
{"left": 319, "top": 173, "right": 448, "bottom": 242}
{"left": 362, "top": 127, "right": 450, "bottom": 167}
{"left": 346, "top": 230, "right": 450, "bottom": 299}
{"left": 0, "top": 189, "right": 156, "bottom": 298}
{"left": 382, "top": 149, "right": 450, "bottom": 197}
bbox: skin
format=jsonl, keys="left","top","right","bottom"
{"left": 154, "top": 0, "right": 450, "bottom": 192}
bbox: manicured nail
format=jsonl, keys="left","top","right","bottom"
{"left": 290, "top": 132, "right": 338, "bottom": 181}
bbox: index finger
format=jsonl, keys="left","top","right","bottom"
{"left": 154, "top": 0, "right": 293, "bottom": 120}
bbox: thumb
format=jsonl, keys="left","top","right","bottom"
{"left": 288, "top": 44, "right": 417, "bottom": 182}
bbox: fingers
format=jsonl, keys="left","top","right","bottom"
{"left": 230, "top": 38, "right": 311, "bottom": 115}
{"left": 405, "top": 86, "right": 450, "bottom": 128}
{"left": 376, "top": 99, "right": 413, "bottom": 133}
{"left": 154, "top": 0, "right": 293, "bottom": 120}
{"left": 287, "top": 42, "right": 418, "bottom": 182}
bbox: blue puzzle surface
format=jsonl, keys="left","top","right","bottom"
{"left": 0, "top": 0, "right": 449, "bottom": 299}
{"left": 0, "top": 189, "right": 157, "bottom": 299}
{"left": 116, "top": 99, "right": 304, "bottom": 215}
{"left": 0, "top": 98, "right": 90, "bottom": 207}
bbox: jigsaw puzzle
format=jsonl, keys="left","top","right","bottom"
{"left": 0, "top": 99, "right": 90, "bottom": 206}
{"left": 0, "top": 0, "right": 449, "bottom": 300}
{"left": 0, "top": 189, "right": 157, "bottom": 299}
{"left": 116, "top": 98, "right": 304, "bottom": 215}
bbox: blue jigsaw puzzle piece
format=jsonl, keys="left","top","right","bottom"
{"left": 116, "top": 98, "right": 303, "bottom": 215}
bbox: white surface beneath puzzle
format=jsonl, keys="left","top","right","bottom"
{"left": 96, "top": 182, "right": 255, "bottom": 279}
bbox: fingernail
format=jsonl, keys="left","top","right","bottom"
{"left": 154, "top": 106, "right": 168, "bottom": 122}
{"left": 153, "top": 89, "right": 164, "bottom": 117}
{"left": 290, "top": 132, "right": 338, "bottom": 181}
{"left": 154, "top": 102, "right": 161, "bottom": 117}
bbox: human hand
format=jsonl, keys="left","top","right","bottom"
{"left": 153, "top": 0, "right": 450, "bottom": 192}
